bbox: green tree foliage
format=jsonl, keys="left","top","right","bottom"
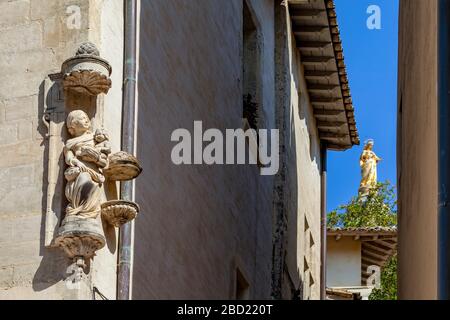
{"left": 327, "top": 181, "right": 397, "bottom": 229}
{"left": 369, "top": 255, "right": 397, "bottom": 300}
{"left": 327, "top": 181, "right": 397, "bottom": 300}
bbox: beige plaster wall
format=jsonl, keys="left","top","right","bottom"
{"left": 397, "top": 0, "right": 438, "bottom": 300}
{"left": 132, "top": 0, "right": 276, "bottom": 299}
{"left": 279, "top": 3, "right": 322, "bottom": 300}
{"left": 326, "top": 236, "right": 361, "bottom": 288}
{"left": 132, "top": 0, "right": 322, "bottom": 300}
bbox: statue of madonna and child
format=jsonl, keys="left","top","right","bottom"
{"left": 63, "top": 110, "right": 111, "bottom": 220}
{"left": 55, "top": 108, "right": 142, "bottom": 264}
{"left": 55, "top": 110, "right": 111, "bottom": 258}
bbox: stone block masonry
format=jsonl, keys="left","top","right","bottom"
{"left": 0, "top": 0, "right": 119, "bottom": 299}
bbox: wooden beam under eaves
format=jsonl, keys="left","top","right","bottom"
{"left": 314, "top": 109, "right": 344, "bottom": 116}
{"left": 319, "top": 132, "right": 348, "bottom": 139}
{"left": 317, "top": 121, "right": 346, "bottom": 128}
{"left": 310, "top": 96, "right": 341, "bottom": 103}
{"left": 297, "top": 41, "right": 330, "bottom": 49}
{"left": 374, "top": 239, "right": 397, "bottom": 250}
{"left": 293, "top": 25, "right": 328, "bottom": 33}
{"left": 360, "top": 235, "right": 396, "bottom": 242}
{"left": 302, "top": 56, "right": 335, "bottom": 63}
{"left": 362, "top": 256, "right": 383, "bottom": 267}
{"left": 308, "top": 83, "right": 340, "bottom": 90}
{"left": 304, "top": 70, "right": 337, "bottom": 77}
{"left": 290, "top": 8, "right": 325, "bottom": 17}
{"left": 363, "top": 242, "right": 392, "bottom": 256}
{"left": 362, "top": 248, "right": 388, "bottom": 261}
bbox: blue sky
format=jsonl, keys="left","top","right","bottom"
{"left": 327, "top": 0, "right": 399, "bottom": 212}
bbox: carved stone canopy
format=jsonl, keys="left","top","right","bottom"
{"left": 62, "top": 43, "right": 112, "bottom": 96}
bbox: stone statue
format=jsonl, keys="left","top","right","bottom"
{"left": 359, "top": 139, "right": 381, "bottom": 196}
{"left": 64, "top": 110, "right": 111, "bottom": 219}
{"left": 53, "top": 43, "right": 142, "bottom": 279}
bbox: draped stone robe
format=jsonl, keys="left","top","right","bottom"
{"left": 64, "top": 132, "right": 105, "bottom": 219}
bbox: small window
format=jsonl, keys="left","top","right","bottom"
{"left": 242, "top": 1, "right": 260, "bottom": 131}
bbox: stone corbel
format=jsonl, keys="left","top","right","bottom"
{"left": 101, "top": 151, "right": 142, "bottom": 227}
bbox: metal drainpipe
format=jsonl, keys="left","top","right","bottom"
{"left": 438, "top": 0, "right": 450, "bottom": 300}
{"left": 320, "top": 143, "right": 327, "bottom": 300}
{"left": 117, "top": 0, "right": 138, "bottom": 300}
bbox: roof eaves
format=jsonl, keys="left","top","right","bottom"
{"left": 324, "top": 0, "right": 360, "bottom": 147}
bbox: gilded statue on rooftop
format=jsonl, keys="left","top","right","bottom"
{"left": 359, "top": 139, "right": 381, "bottom": 196}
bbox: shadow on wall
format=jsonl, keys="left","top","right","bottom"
{"left": 274, "top": 0, "right": 321, "bottom": 299}
{"left": 33, "top": 80, "right": 67, "bottom": 291}
{"left": 273, "top": 0, "right": 303, "bottom": 300}
{"left": 282, "top": 57, "right": 302, "bottom": 299}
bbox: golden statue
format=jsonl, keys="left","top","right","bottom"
{"left": 359, "top": 139, "right": 381, "bottom": 196}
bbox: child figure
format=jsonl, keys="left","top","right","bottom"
{"left": 94, "top": 128, "right": 111, "bottom": 168}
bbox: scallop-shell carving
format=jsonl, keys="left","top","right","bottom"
{"left": 55, "top": 233, "right": 105, "bottom": 260}
{"left": 54, "top": 216, "right": 106, "bottom": 260}
{"left": 101, "top": 200, "right": 140, "bottom": 227}
{"left": 63, "top": 70, "right": 112, "bottom": 96}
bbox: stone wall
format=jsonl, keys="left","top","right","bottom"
{"left": 397, "top": 0, "right": 438, "bottom": 300}
{"left": 0, "top": 0, "right": 122, "bottom": 299}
